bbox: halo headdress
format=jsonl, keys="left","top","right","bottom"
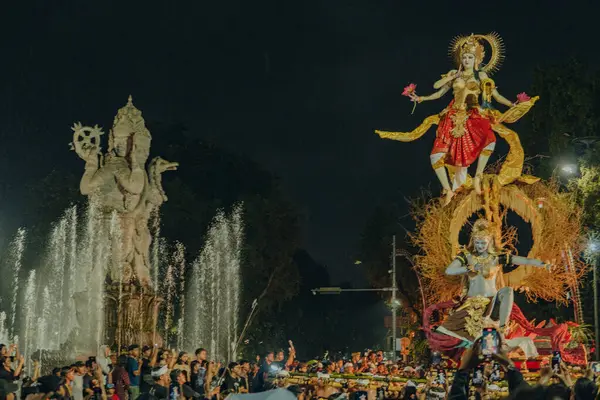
{"left": 470, "top": 219, "right": 495, "bottom": 240}
{"left": 449, "top": 32, "right": 505, "bottom": 74}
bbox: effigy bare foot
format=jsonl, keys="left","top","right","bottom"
{"left": 474, "top": 174, "right": 483, "bottom": 195}
{"left": 443, "top": 190, "right": 455, "bottom": 206}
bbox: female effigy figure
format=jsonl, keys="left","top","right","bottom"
{"left": 376, "top": 33, "right": 538, "bottom": 205}
{"left": 436, "top": 219, "right": 550, "bottom": 351}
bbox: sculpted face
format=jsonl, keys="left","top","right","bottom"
{"left": 112, "top": 136, "right": 129, "bottom": 157}
{"left": 473, "top": 237, "right": 490, "bottom": 254}
{"left": 461, "top": 53, "right": 476, "bottom": 69}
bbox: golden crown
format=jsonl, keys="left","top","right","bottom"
{"left": 449, "top": 32, "right": 505, "bottom": 74}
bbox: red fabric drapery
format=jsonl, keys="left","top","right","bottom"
{"left": 422, "top": 301, "right": 587, "bottom": 365}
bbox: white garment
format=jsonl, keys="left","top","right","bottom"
{"left": 97, "top": 345, "right": 111, "bottom": 375}
{"left": 72, "top": 375, "right": 84, "bottom": 400}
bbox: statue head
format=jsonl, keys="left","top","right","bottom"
{"left": 109, "top": 96, "right": 151, "bottom": 159}
{"left": 458, "top": 35, "right": 484, "bottom": 70}
{"left": 450, "top": 33, "right": 505, "bottom": 75}
{"left": 468, "top": 219, "right": 497, "bottom": 255}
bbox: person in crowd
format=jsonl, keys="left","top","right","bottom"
{"left": 140, "top": 346, "right": 157, "bottom": 394}
{"left": 82, "top": 360, "right": 97, "bottom": 399}
{"left": 220, "top": 363, "right": 244, "bottom": 396}
{"left": 253, "top": 351, "right": 274, "bottom": 393}
{"left": 111, "top": 355, "right": 130, "bottom": 400}
{"left": 169, "top": 369, "right": 200, "bottom": 400}
{"left": 72, "top": 361, "right": 87, "bottom": 400}
{"left": 106, "top": 384, "right": 118, "bottom": 400}
{"left": 126, "top": 345, "right": 142, "bottom": 400}
{"left": 0, "top": 355, "right": 24, "bottom": 384}
{"left": 173, "top": 353, "right": 190, "bottom": 382}
{"left": 97, "top": 347, "right": 111, "bottom": 377}
{"left": 138, "top": 366, "right": 171, "bottom": 400}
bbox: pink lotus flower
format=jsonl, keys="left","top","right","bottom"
{"left": 516, "top": 92, "right": 531, "bottom": 103}
{"left": 402, "top": 83, "right": 417, "bottom": 97}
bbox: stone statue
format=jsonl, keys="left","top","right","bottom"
{"left": 71, "top": 96, "right": 178, "bottom": 288}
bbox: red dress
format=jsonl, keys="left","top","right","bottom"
{"left": 431, "top": 100, "right": 496, "bottom": 167}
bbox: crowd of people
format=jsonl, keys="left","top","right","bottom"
{"left": 0, "top": 336, "right": 599, "bottom": 400}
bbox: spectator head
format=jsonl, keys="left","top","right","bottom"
{"left": 73, "top": 361, "right": 87, "bottom": 375}
{"left": 128, "top": 344, "right": 140, "bottom": 357}
{"left": 265, "top": 351, "right": 275, "bottom": 362}
{"left": 61, "top": 365, "right": 76, "bottom": 382}
{"left": 195, "top": 348, "right": 207, "bottom": 361}
{"left": 276, "top": 350, "right": 285, "bottom": 361}
{"left": 0, "top": 345, "right": 6, "bottom": 357}
{"left": 239, "top": 360, "right": 250, "bottom": 372}
{"left": 151, "top": 366, "right": 171, "bottom": 386}
{"left": 142, "top": 345, "right": 152, "bottom": 357}
{"left": 106, "top": 383, "right": 116, "bottom": 396}
{"left": 170, "top": 369, "right": 186, "bottom": 386}
{"left": 52, "top": 367, "right": 61, "bottom": 377}
{"left": 546, "top": 383, "right": 572, "bottom": 400}
{"left": 118, "top": 355, "right": 128, "bottom": 367}
{"left": 574, "top": 378, "right": 597, "bottom": 400}
{"left": 177, "top": 351, "right": 189, "bottom": 364}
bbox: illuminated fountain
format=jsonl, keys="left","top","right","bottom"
{"left": 0, "top": 97, "right": 243, "bottom": 365}
{"left": 185, "top": 206, "right": 243, "bottom": 361}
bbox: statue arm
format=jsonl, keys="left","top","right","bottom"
{"left": 80, "top": 162, "right": 102, "bottom": 195}
{"left": 492, "top": 89, "right": 515, "bottom": 108}
{"left": 510, "top": 255, "right": 546, "bottom": 267}
{"left": 114, "top": 166, "right": 145, "bottom": 195}
{"left": 433, "top": 70, "right": 458, "bottom": 89}
{"left": 479, "top": 72, "right": 514, "bottom": 107}
{"left": 445, "top": 257, "right": 469, "bottom": 276}
{"left": 419, "top": 85, "right": 451, "bottom": 102}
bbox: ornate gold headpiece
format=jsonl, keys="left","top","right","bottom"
{"left": 471, "top": 219, "right": 493, "bottom": 239}
{"left": 112, "top": 95, "right": 151, "bottom": 141}
{"left": 449, "top": 32, "right": 505, "bottom": 74}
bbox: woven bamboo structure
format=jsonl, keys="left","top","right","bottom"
{"left": 411, "top": 175, "right": 588, "bottom": 305}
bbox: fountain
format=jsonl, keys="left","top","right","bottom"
{"left": 0, "top": 97, "right": 243, "bottom": 366}
{"left": 184, "top": 205, "right": 243, "bottom": 361}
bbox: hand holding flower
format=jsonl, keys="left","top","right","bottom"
{"left": 402, "top": 83, "right": 419, "bottom": 114}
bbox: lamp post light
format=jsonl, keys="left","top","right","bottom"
{"left": 585, "top": 236, "right": 600, "bottom": 361}
{"left": 312, "top": 236, "right": 400, "bottom": 361}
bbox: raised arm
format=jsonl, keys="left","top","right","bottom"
{"left": 445, "top": 256, "right": 469, "bottom": 276}
{"left": 434, "top": 70, "right": 459, "bottom": 89}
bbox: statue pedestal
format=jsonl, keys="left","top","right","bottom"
{"left": 104, "top": 284, "right": 163, "bottom": 348}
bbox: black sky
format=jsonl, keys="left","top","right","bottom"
{"left": 1, "top": 1, "right": 599, "bottom": 283}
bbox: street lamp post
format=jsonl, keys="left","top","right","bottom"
{"left": 312, "top": 235, "right": 400, "bottom": 362}
{"left": 391, "top": 235, "right": 398, "bottom": 362}
{"left": 594, "top": 256, "right": 599, "bottom": 361}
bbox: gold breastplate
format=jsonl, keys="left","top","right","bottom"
{"left": 452, "top": 78, "right": 481, "bottom": 110}
{"left": 466, "top": 253, "right": 500, "bottom": 279}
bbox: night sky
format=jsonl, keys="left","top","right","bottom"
{"left": 1, "top": 1, "right": 599, "bottom": 283}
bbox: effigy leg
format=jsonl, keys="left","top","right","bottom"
{"left": 430, "top": 152, "right": 454, "bottom": 205}
{"left": 496, "top": 286, "right": 514, "bottom": 328}
{"left": 473, "top": 143, "right": 496, "bottom": 194}
{"left": 451, "top": 167, "right": 468, "bottom": 191}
